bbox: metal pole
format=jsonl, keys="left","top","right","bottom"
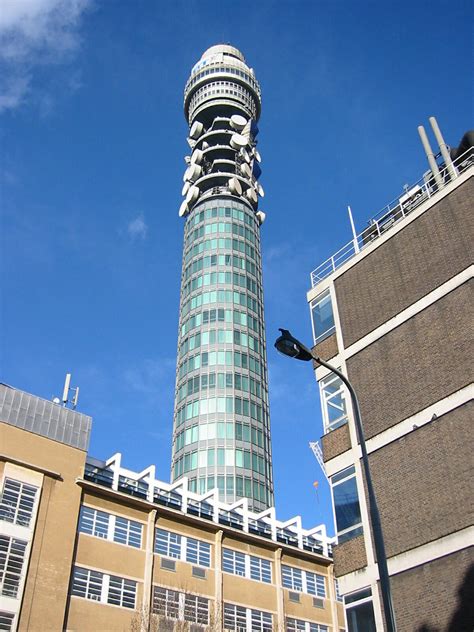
{"left": 429, "top": 116, "right": 457, "bottom": 180}
{"left": 313, "top": 355, "right": 397, "bottom": 632}
{"left": 417, "top": 125, "right": 443, "bottom": 189}
{"left": 347, "top": 206, "right": 360, "bottom": 253}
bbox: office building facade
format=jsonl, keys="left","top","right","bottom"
{"left": 307, "top": 125, "right": 473, "bottom": 631}
{"left": 0, "top": 383, "right": 344, "bottom": 632}
{"left": 171, "top": 45, "right": 273, "bottom": 511}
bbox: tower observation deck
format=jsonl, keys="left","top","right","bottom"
{"left": 171, "top": 45, "right": 273, "bottom": 511}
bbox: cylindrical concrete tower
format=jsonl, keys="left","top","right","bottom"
{"left": 171, "top": 45, "right": 273, "bottom": 512}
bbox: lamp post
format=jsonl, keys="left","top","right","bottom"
{"left": 274, "top": 328, "right": 397, "bottom": 632}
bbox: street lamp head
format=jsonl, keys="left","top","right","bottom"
{"left": 274, "top": 328, "right": 313, "bottom": 362}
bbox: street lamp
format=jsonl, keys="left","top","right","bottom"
{"left": 274, "top": 328, "right": 397, "bottom": 632}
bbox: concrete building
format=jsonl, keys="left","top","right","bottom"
{"left": 307, "top": 123, "right": 473, "bottom": 631}
{"left": 0, "top": 383, "right": 345, "bottom": 632}
{"left": 172, "top": 45, "right": 273, "bottom": 511}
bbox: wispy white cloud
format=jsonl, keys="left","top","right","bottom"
{"left": 0, "top": 0, "right": 92, "bottom": 113}
{"left": 127, "top": 214, "right": 148, "bottom": 240}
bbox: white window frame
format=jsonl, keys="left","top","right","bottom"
{"left": 152, "top": 586, "right": 210, "bottom": 625}
{"left": 70, "top": 566, "right": 137, "bottom": 609}
{"left": 286, "top": 618, "right": 329, "bottom": 632}
{"left": 310, "top": 289, "right": 335, "bottom": 344}
{"left": 222, "top": 548, "right": 272, "bottom": 584}
{"left": 224, "top": 603, "right": 273, "bottom": 632}
{"left": 155, "top": 528, "right": 211, "bottom": 568}
{"left": 0, "top": 535, "right": 28, "bottom": 598}
{"left": 319, "top": 372, "right": 348, "bottom": 434}
{"left": 0, "top": 479, "right": 38, "bottom": 528}
{"left": 330, "top": 466, "right": 363, "bottom": 543}
{"left": 281, "top": 565, "right": 325, "bottom": 597}
{"left": 78, "top": 506, "right": 143, "bottom": 549}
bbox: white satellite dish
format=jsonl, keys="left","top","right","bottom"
{"left": 240, "top": 163, "right": 251, "bottom": 178}
{"left": 187, "top": 137, "right": 196, "bottom": 149}
{"left": 230, "top": 114, "right": 247, "bottom": 131}
{"left": 245, "top": 188, "right": 258, "bottom": 204}
{"left": 184, "top": 156, "right": 191, "bottom": 164}
{"left": 258, "top": 183, "right": 265, "bottom": 198}
{"left": 182, "top": 181, "right": 191, "bottom": 196}
{"left": 183, "top": 166, "right": 191, "bottom": 182}
{"left": 253, "top": 149, "right": 262, "bottom": 162}
{"left": 240, "top": 148, "right": 250, "bottom": 163}
{"left": 230, "top": 133, "right": 248, "bottom": 150}
{"left": 189, "top": 121, "right": 204, "bottom": 140}
{"left": 179, "top": 200, "right": 189, "bottom": 217}
{"left": 186, "top": 185, "right": 200, "bottom": 205}
{"left": 202, "top": 141, "right": 210, "bottom": 149}
{"left": 256, "top": 210, "right": 266, "bottom": 225}
{"left": 229, "top": 177, "right": 242, "bottom": 196}
{"left": 191, "top": 149, "right": 203, "bottom": 165}
{"left": 188, "top": 164, "right": 202, "bottom": 181}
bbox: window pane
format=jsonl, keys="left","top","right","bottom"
{"left": 333, "top": 476, "right": 362, "bottom": 534}
{"left": 311, "top": 291, "right": 335, "bottom": 341}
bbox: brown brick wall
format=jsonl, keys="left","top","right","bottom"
{"left": 391, "top": 547, "right": 474, "bottom": 632}
{"left": 312, "top": 332, "right": 339, "bottom": 362}
{"left": 369, "top": 402, "right": 472, "bottom": 558}
{"left": 347, "top": 281, "right": 473, "bottom": 439}
{"left": 321, "top": 423, "right": 351, "bottom": 461}
{"left": 333, "top": 534, "right": 367, "bottom": 577}
{"left": 335, "top": 177, "right": 473, "bottom": 347}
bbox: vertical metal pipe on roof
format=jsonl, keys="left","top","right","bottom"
{"left": 417, "top": 125, "right": 443, "bottom": 188}
{"left": 429, "top": 116, "right": 457, "bottom": 180}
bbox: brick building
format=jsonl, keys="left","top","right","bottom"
{"left": 306, "top": 125, "right": 473, "bottom": 630}
{"left": 0, "top": 383, "right": 344, "bottom": 631}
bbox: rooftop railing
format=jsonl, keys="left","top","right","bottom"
{"left": 82, "top": 452, "right": 335, "bottom": 558}
{"left": 310, "top": 149, "right": 473, "bottom": 287}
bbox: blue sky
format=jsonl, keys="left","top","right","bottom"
{"left": 1, "top": 0, "right": 472, "bottom": 534}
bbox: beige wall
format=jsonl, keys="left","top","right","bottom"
{"left": 1, "top": 423, "right": 86, "bottom": 632}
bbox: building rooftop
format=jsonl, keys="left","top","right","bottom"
{"left": 310, "top": 148, "right": 473, "bottom": 288}
{"left": 83, "top": 451, "right": 335, "bottom": 559}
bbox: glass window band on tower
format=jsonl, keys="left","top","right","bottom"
{"left": 172, "top": 45, "right": 273, "bottom": 512}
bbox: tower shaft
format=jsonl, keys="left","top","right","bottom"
{"left": 171, "top": 45, "right": 273, "bottom": 511}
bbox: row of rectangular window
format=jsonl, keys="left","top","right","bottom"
{"left": 173, "top": 447, "right": 269, "bottom": 478}
{"left": 185, "top": 220, "right": 258, "bottom": 248}
{"left": 185, "top": 237, "right": 258, "bottom": 265}
{"left": 71, "top": 566, "right": 136, "bottom": 609}
{"left": 182, "top": 269, "right": 259, "bottom": 300}
{"left": 181, "top": 287, "right": 261, "bottom": 319}
{"left": 178, "top": 349, "right": 264, "bottom": 381}
{"left": 183, "top": 252, "right": 259, "bottom": 285}
{"left": 222, "top": 548, "right": 272, "bottom": 583}
{"left": 176, "top": 371, "right": 265, "bottom": 403}
{"left": 185, "top": 204, "right": 256, "bottom": 229}
{"left": 190, "top": 82, "right": 257, "bottom": 118}
{"left": 0, "top": 478, "right": 38, "bottom": 528}
{"left": 174, "top": 420, "right": 267, "bottom": 451}
{"left": 78, "top": 506, "right": 142, "bottom": 548}
{"left": 180, "top": 306, "right": 262, "bottom": 338}
{"left": 179, "top": 327, "right": 261, "bottom": 358}
{"left": 187, "top": 65, "right": 259, "bottom": 96}
{"left": 175, "top": 394, "right": 266, "bottom": 427}
{"left": 185, "top": 474, "right": 271, "bottom": 505}
{"left": 281, "top": 564, "right": 326, "bottom": 598}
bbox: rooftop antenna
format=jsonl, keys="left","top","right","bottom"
{"left": 347, "top": 205, "right": 360, "bottom": 254}
{"left": 61, "top": 373, "right": 80, "bottom": 409}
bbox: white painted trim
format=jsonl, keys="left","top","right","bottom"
{"left": 336, "top": 526, "right": 473, "bottom": 596}
{"left": 324, "top": 384, "right": 473, "bottom": 476}
{"left": 343, "top": 267, "right": 473, "bottom": 359}
{"left": 388, "top": 526, "right": 474, "bottom": 576}
{"left": 307, "top": 169, "right": 473, "bottom": 302}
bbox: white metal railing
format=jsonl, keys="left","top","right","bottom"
{"left": 310, "top": 149, "right": 473, "bottom": 287}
